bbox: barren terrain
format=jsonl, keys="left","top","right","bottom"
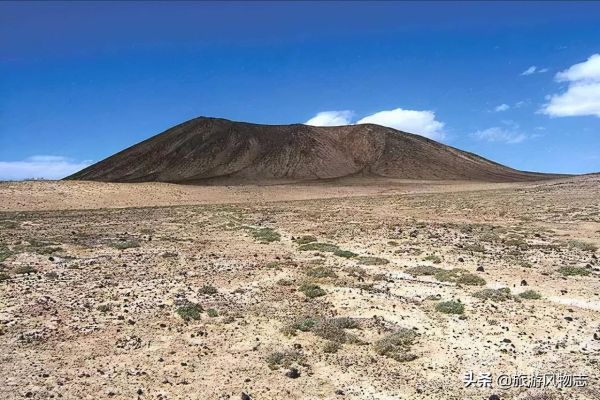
{"left": 1, "top": 176, "right": 599, "bottom": 399}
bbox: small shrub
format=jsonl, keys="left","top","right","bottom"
{"left": 374, "top": 328, "right": 418, "bottom": 362}
{"left": 199, "top": 284, "right": 218, "bottom": 295}
{"left": 473, "top": 288, "right": 513, "bottom": 302}
{"left": 289, "top": 317, "right": 317, "bottom": 333}
{"left": 372, "top": 273, "right": 387, "bottom": 281}
{"left": 111, "top": 240, "right": 140, "bottom": 250}
{"left": 456, "top": 272, "right": 487, "bottom": 286}
{"left": 520, "top": 261, "right": 533, "bottom": 268}
{"left": 323, "top": 341, "right": 341, "bottom": 353}
{"left": 14, "top": 265, "right": 37, "bottom": 274}
{"left": 567, "top": 240, "right": 598, "bottom": 252}
{"left": 207, "top": 308, "right": 219, "bottom": 317}
{"left": 433, "top": 268, "right": 486, "bottom": 286}
{"left": 35, "top": 246, "right": 62, "bottom": 255}
{"left": 97, "top": 304, "right": 112, "bottom": 313}
{"left": 0, "top": 246, "right": 11, "bottom": 262}
{"left": 344, "top": 265, "right": 366, "bottom": 277}
{"left": 305, "top": 266, "right": 337, "bottom": 279}
{"left": 266, "top": 350, "right": 303, "bottom": 370}
{"left": 0, "top": 272, "right": 10, "bottom": 281}
{"left": 252, "top": 227, "right": 281, "bottom": 243}
{"left": 298, "top": 283, "right": 326, "bottom": 298}
{"left": 423, "top": 254, "right": 442, "bottom": 264}
{"left": 295, "top": 235, "right": 317, "bottom": 245}
{"left": 480, "top": 232, "right": 500, "bottom": 242}
{"left": 406, "top": 265, "right": 441, "bottom": 276}
{"left": 334, "top": 249, "right": 357, "bottom": 258}
{"left": 176, "top": 303, "right": 203, "bottom": 321}
{"left": 298, "top": 242, "right": 340, "bottom": 253}
{"left": 464, "top": 243, "right": 486, "bottom": 253}
{"left": 356, "top": 256, "right": 388, "bottom": 265}
{"left": 312, "top": 318, "right": 359, "bottom": 344}
{"left": 277, "top": 278, "right": 293, "bottom": 286}
{"left": 558, "top": 266, "right": 590, "bottom": 276}
{"left": 519, "top": 290, "right": 542, "bottom": 300}
{"left": 45, "top": 271, "right": 59, "bottom": 280}
{"left": 435, "top": 300, "right": 464, "bottom": 314}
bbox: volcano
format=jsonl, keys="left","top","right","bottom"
{"left": 66, "top": 117, "right": 562, "bottom": 183}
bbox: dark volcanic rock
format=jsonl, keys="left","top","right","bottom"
{"left": 66, "top": 117, "right": 561, "bottom": 184}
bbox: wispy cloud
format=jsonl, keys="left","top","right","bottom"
{"left": 471, "top": 126, "right": 528, "bottom": 144}
{"left": 540, "top": 53, "right": 600, "bottom": 118}
{"left": 494, "top": 103, "right": 510, "bottom": 112}
{"left": 0, "top": 155, "right": 91, "bottom": 181}
{"left": 521, "top": 65, "right": 548, "bottom": 76}
{"left": 305, "top": 108, "right": 446, "bottom": 141}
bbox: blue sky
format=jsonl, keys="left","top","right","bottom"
{"left": 1, "top": 1, "right": 600, "bottom": 179}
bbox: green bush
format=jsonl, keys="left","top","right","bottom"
{"left": 207, "top": 308, "right": 219, "bottom": 317}
{"left": 435, "top": 300, "right": 465, "bottom": 314}
{"left": 433, "top": 268, "right": 486, "bottom": 286}
{"left": 312, "top": 318, "right": 359, "bottom": 344}
{"left": 252, "top": 227, "right": 281, "bottom": 243}
{"left": 567, "top": 240, "right": 598, "bottom": 252}
{"left": 295, "top": 235, "right": 317, "bottom": 245}
{"left": 558, "top": 266, "right": 590, "bottom": 276}
{"left": 423, "top": 254, "right": 442, "bottom": 264}
{"left": 456, "top": 273, "right": 487, "bottom": 286}
{"left": 266, "top": 350, "right": 303, "bottom": 370}
{"left": 111, "top": 240, "right": 140, "bottom": 250}
{"left": 519, "top": 290, "right": 542, "bottom": 300}
{"left": 334, "top": 249, "right": 357, "bottom": 258}
{"left": 473, "top": 288, "right": 513, "bottom": 302}
{"left": 97, "top": 304, "right": 112, "bottom": 313}
{"left": 356, "top": 256, "right": 388, "bottom": 265}
{"left": 305, "top": 266, "right": 337, "bottom": 279}
{"left": 298, "top": 283, "right": 326, "bottom": 298}
{"left": 298, "top": 242, "right": 339, "bottom": 253}
{"left": 176, "top": 303, "right": 203, "bottom": 321}
{"left": 374, "top": 328, "right": 418, "bottom": 362}
{"left": 323, "top": 341, "right": 341, "bottom": 353}
{"left": 0, "top": 246, "right": 11, "bottom": 262}
{"left": 14, "top": 265, "right": 37, "bottom": 274}
{"left": 406, "top": 265, "right": 441, "bottom": 276}
{"left": 199, "top": 284, "right": 218, "bottom": 295}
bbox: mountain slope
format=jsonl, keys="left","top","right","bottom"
{"left": 66, "top": 117, "right": 563, "bottom": 183}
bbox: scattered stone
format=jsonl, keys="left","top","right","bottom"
{"left": 285, "top": 368, "right": 300, "bottom": 379}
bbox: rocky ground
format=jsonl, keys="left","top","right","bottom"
{"left": 0, "top": 176, "right": 599, "bottom": 399}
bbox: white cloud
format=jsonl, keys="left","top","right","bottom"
{"left": 494, "top": 104, "right": 510, "bottom": 112}
{"left": 0, "top": 155, "right": 91, "bottom": 181}
{"left": 521, "top": 66, "right": 537, "bottom": 76}
{"left": 521, "top": 65, "right": 548, "bottom": 76}
{"left": 305, "top": 107, "right": 446, "bottom": 141}
{"left": 356, "top": 108, "right": 445, "bottom": 140}
{"left": 471, "top": 127, "right": 527, "bottom": 144}
{"left": 305, "top": 110, "right": 353, "bottom": 126}
{"left": 555, "top": 54, "right": 600, "bottom": 82}
{"left": 541, "top": 53, "right": 600, "bottom": 118}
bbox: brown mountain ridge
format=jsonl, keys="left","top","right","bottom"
{"left": 66, "top": 117, "right": 564, "bottom": 183}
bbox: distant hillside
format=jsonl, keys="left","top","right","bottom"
{"left": 66, "top": 117, "right": 565, "bottom": 183}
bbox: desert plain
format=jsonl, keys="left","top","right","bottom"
{"left": 0, "top": 176, "right": 599, "bottom": 400}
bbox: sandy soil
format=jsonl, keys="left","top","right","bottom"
{"left": 1, "top": 176, "right": 599, "bottom": 399}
